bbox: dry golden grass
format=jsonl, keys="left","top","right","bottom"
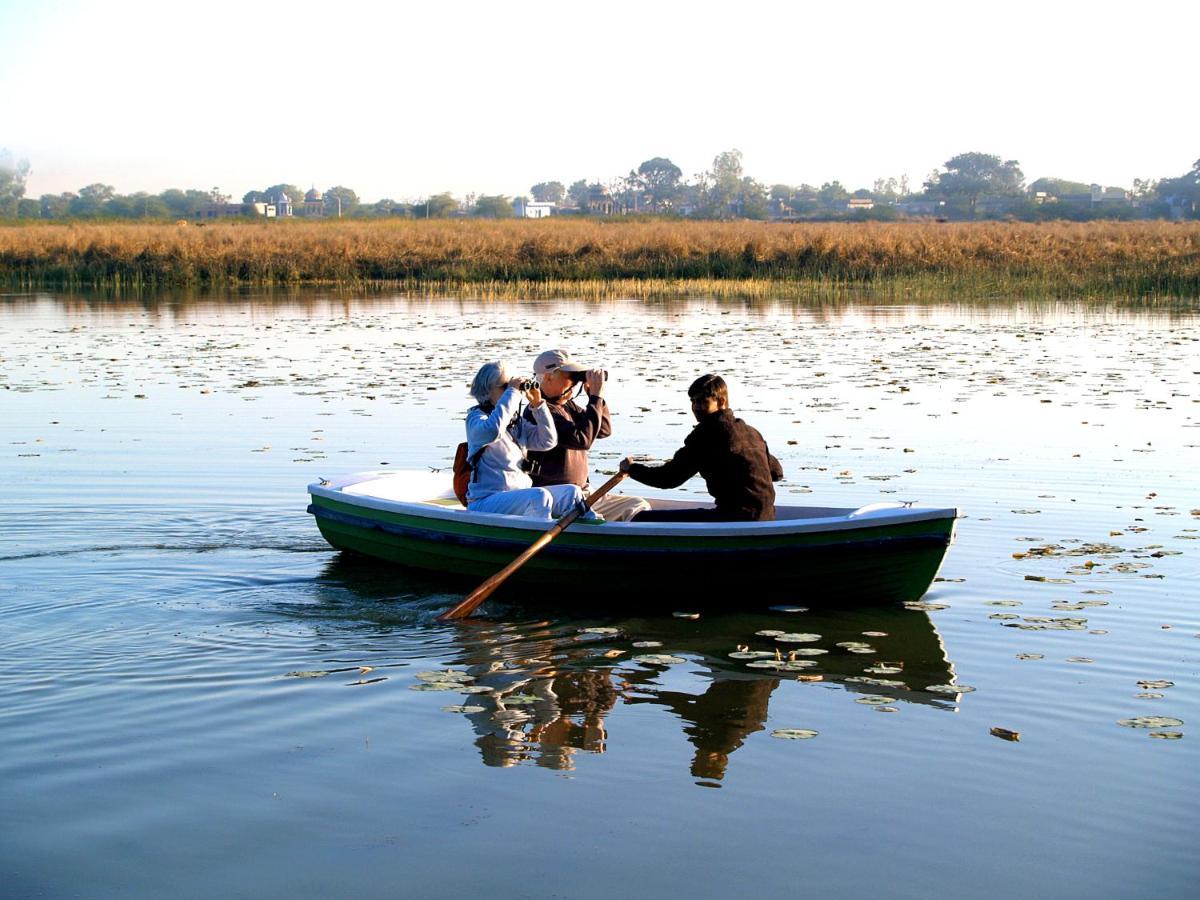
{"left": 1, "top": 219, "right": 1197, "bottom": 298}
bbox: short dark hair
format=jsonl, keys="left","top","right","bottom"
{"left": 688, "top": 373, "right": 728, "bottom": 405}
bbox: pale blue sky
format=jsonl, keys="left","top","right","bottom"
{"left": 2, "top": 0, "right": 1195, "bottom": 202}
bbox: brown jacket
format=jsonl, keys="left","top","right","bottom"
{"left": 526, "top": 394, "right": 612, "bottom": 488}
{"left": 627, "top": 408, "right": 783, "bottom": 521}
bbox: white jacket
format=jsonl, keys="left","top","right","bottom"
{"left": 465, "top": 387, "right": 557, "bottom": 502}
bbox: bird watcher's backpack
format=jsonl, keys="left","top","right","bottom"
{"left": 452, "top": 442, "right": 484, "bottom": 506}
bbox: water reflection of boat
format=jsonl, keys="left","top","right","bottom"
{"left": 418, "top": 606, "right": 956, "bottom": 781}
{"left": 308, "top": 471, "right": 959, "bottom": 606}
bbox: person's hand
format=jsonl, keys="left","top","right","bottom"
{"left": 618, "top": 456, "right": 634, "bottom": 473}
{"left": 507, "top": 376, "right": 527, "bottom": 390}
{"left": 585, "top": 368, "right": 605, "bottom": 397}
{"left": 525, "top": 384, "right": 543, "bottom": 407}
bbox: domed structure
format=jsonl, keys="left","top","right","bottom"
{"left": 304, "top": 186, "right": 323, "bottom": 202}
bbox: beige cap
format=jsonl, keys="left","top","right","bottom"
{"left": 533, "top": 349, "right": 589, "bottom": 376}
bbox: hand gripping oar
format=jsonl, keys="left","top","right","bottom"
{"left": 438, "top": 470, "right": 630, "bottom": 621}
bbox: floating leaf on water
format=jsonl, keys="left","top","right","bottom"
{"left": 791, "top": 648, "right": 829, "bottom": 656}
{"left": 1135, "top": 692, "right": 1164, "bottom": 700}
{"left": 987, "top": 600, "right": 1022, "bottom": 607}
{"left": 1148, "top": 732, "right": 1184, "bottom": 740}
{"left": 904, "top": 601, "right": 949, "bottom": 611}
{"left": 500, "top": 693, "right": 539, "bottom": 705}
{"left": 579, "top": 626, "right": 620, "bottom": 635}
{"left": 862, "top": 631, "right": 888, "bottom": 637}
{"left": 756, "top": 629, "right": 785, "bottom": 637}
{"left": 990, "top": 727, "right": 1021, "bottom": 742}
{"left": 631, "top": 641, "right": 662, "bottom": 648}
{"left": 729, "top": 650, "right": 775, "bottom": 660}
{"left": 771, "top": 728, "right": 819, "bottom": 740}
{"left": 1016, "top": 653, "right": 1044, "bottom": 660}
{"left": 673, "top": 611, "right": 700, "bottom": 619}
{"left": 769, "top": 605, "right": 809, "bottom": 613}
{"left": 287, "top": 670, "right": 330, "bottom": 678}
{"left": 632, "top": 654, "right": 687, "bottom": 665}
{"left": 874, "top": 706, "right": 899, "bottom": 713}
{"left": 990, "top": 613, "right": 1020, "bottom": 620}
{"left": 410, "top": 681, "right": 464, "bottom": 692}
{"left": 778, "top": 660, "right": 818, "bottom": 670}
{"left": 926, "top": 684, "right": 976, "bottom": 694}
{"left": 1012, "top": 509, "right": 1041, "bottom": 514}
{"left": 855, "top": 695, "right": 896, "bottom": 705}
{"left": 795, "top": 674, "right": 823, "bottom": 682}
{"left": 441, "top": 704, "right": 486, "bottom": 714}
{"left": 416, "top": 670, "right": 474, "bottom": 683}
{"left": 775, "top": 632, "right": 821, "bottom": 643}
{"left": 1118, "top": 716, "right": 1184, "bottom": 729}
{"left": 1066, "top": 657, "right": 1094, "bottom": 664}
{"left": 457, "top": 685, "right": 494, "bottom": 694}
{"left": 1137, "top": 680, "right": 1174, "bottom": 690}
{"left": 865, "top": 665, "right": 903, "bottom": 675}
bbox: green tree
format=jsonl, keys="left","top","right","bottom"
{"left": 17, "top": 198, "right": 38, "bottom": 218}
{"left": 633, "top": 157, "right": 683, "bottom": 212}
{"left": 263, "top": 184, "right": 304, "bottom": 205}
{"left": 530, "top": 181, "right": 565, "bottom": 203}
{"left": 1027, "top": 177, "right": 1090, "bottom": 198}
{"left": 473, "top": 194, "right": 513, "bottom": 218}
{"left": 68, "top": 183, "right": 116, "bottom": 217}
{"left": 566, "top": 179, "right": 589, "bottom": 208}
{"left": 39, "top": 193, "right": 75, "bottom": 218}
{"left": 322, "top": 186, "right": 358, "bottom": 216}
{"left": 696, "top": 149, "right": 745, "bottom": 217}
{"left": 0, "top": 149, "right": 31, "bottom": 218}
{"left": 818, "top": 181, "right": 849, "bottom": 208}
{"left": 925, "top": 152, "right": 1024, "bottom": 218}
{"left": 412, "top": 192, "right": 458, "bottom": 218}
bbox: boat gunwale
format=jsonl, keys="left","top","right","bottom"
{"left": 308, "top": 476, "right": 960, "bottom": 540}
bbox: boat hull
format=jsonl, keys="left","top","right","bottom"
{"left": 307, "top": 491, "right": 957, "bottom": 606}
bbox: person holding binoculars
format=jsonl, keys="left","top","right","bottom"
{"left": 525, "top": 349, "right": 651, "bottom": 522}
{"left": 463, "top": 360, "right": 594, "bottom": 518}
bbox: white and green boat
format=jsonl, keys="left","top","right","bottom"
{"left": 308, "top": 471, "right": 959, "bottom": 606}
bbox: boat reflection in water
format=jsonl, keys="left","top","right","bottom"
{"left": 439, "top": 604, "right": 956, "bottom": 779}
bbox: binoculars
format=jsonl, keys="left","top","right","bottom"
{"left": 567, "top": 369, "right": 608, "bottom": 384}
{"left": 515, "top": 378, "right": 538, "bottom": 391}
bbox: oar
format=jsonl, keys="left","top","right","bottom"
{"left": 438, "top": 470, "right": 630, "bottom": 621}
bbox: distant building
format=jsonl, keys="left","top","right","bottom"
{"left": 272, "top": 191, "right": 293, "bottom": 217}
{"left": 517, "top": 200, "right": 556, "bottom": 219}
{"left": 847, "top": 198, "right": 875, "bottom": 211}
{"left": 300, "top": 186, "right": 325, "bottom": 217}
{"left": 196, "top": 202, "right": 253, "bottom": 220}
{"left": 586, "top": 184, "right": 616, "bottom": 216}
{"left": 896, "top": 199, "right": 944, "bottom": 217}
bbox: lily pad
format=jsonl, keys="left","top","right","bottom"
{"left": 855, "top": 695, "right": 896, "bottom": 705}
{"left": 500, "top": 693, "right": 539, "bottom": 705}
{"left": 1137, "top": 680, "right": 1174, "bottom": 690}
{"left": 673, "top": 611, "right": 700, "bottom": 619}
{"left": 771, "top": 728, "right": 819, "bottom": 740}
{"left": 287, "top": 670, "right": 330, "bottom": 678}
{"left": 1148, "top": 731, "right": 1184, "bottom": 740}
{"left": 926, "top": 684, "right": 976, "bottom": 694}
{"left": 631, "top": 641, "right": 662, "bottom": 648}
{"left": 1118, "top": 716, "right": 1184, "bottom": 729}
{"left": 632, "top": 654, "right": 686, "bottom": 665}
{"left": 746, "top": 659, "right": 782, "bottom": 669}
{"left": 416, "top": 670, "right": 473, "bottom": 683}
{"left": 756, "top": 629, "right": 785, "bottom": 637}
{"left": 578, "top": 626, "right": 620, "bottom": 635}
{"left": 410, "top": 681, "right": 464, "bottom": 692}
{"left": 729, "top": 650, "right": 776, "bottom": 660}
{"left": 775, "top": 632, "right": 821, "bottom": 643}
{"left": 791, "top": 648, "right": 829, "bottom": 656}
{"left": 1016, "top": 652, "right": 1044, "bottom": 660}
{"left": 769, "top": 605, "right": 809, "bottom": 613}
{"left": 441, "top": 704, "right": 486, "bottom": 714}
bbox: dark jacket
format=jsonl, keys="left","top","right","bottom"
{"left": 526, "top": 394, "right": 612, "bottom": 488}
{"left": 627, "top": 408, "right": 783, "bottom": 521}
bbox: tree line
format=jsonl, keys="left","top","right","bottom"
{"left": 2, "top": 148, "right": 1197, "bottom": 222}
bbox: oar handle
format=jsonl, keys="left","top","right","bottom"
{"left": 438, "top": 470, "right": 630, "bottom": 621}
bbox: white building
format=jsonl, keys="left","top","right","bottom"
{"left": 519, "top": 200, "right": 556, "bottom": 219}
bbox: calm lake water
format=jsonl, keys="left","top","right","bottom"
{"left": 2, "top": 292, "right": 1197, "bottom": 898}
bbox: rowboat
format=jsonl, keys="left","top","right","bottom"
{"left": 307, "top": 471, "right": 959, "bottom": 606}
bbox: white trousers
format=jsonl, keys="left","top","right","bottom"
{"left": 468, "top": 484, "right": 588, "bottom": 519}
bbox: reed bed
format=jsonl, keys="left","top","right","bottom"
{"left": 2, "top": 219, "right": 1197, "bottom": 299}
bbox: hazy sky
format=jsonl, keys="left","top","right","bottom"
{"left": 2, "top": 0, "right": 1196, "bottom": 202}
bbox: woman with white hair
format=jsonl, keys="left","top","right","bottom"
{"left": 465, "top": 361, "right": 591, "bottom": 518}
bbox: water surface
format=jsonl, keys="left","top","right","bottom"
{"left": 2, "top": 293, "right": 1197, "bottom": 897}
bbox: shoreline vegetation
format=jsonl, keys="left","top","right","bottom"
{"left": 2, "top": 220, "right": 1198, "bottom": 300}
